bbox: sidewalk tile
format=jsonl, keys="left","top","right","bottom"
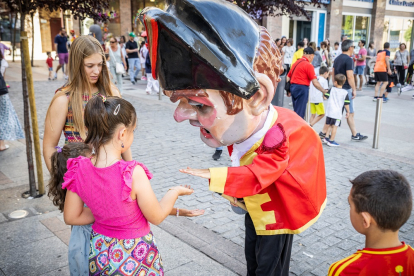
{"left": 42, "top": 266, "right": 70, "bottom": 276}
{"left": 40, "top": 217, "right": 70, "bottom": 233}
{"left": 54, "top": 229, "right": 71, "bottom": 246}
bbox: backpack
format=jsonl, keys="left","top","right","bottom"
{"left": 0, "top": 60, "right": 8, "bottom": 96}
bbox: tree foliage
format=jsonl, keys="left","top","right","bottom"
{"left": 228, "top": 0, "right": 328, "bottom": 20}
{"left": 4, "top": 0, "right": 110, "bottom": 21}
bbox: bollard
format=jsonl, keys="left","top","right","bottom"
{"left": 372, "top": 97, "right": 383, "bottom": 149}
{"left": 159, "top": 88, "right": 162, "bottom": 100}
{"left": 272, "top": 75, "right": 286, "bottom": 107}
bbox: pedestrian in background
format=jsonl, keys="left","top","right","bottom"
{"left": 287, "top": 47, "right": 327, "bottom": 119}
{"left": 309, "top": 42, "right": 322, "bottom": 76}
{"left": 394, "top": 43, "right": 410, "bottom": 86}
{"left": 365, "top": 42, "right": 376, "bottom": 83}
{"left": 54, "top": 28, "right": 69, "bottom": 80}
{"left": 332, "top": 39, "right": 368, "bottom": 141}
{"left": 303, "top": 37, "right": 309, "bottom": 48}
{"left": 145, "top": 50, "right": 160, "bottom": 95}
{"left": 119, "top": 35, "right": 128, "bottom": 75}
{"left": 140, "top": 41, "right": 148, "bottom": 81}
{"left": 282, "top": 38, "right": 295, "bottom": 74}
{"left": 0, "top": 37, "right": 10, "bottom": 88}
{"left": 354, "top": 40, "right": 367, "bottom": 91}
{"left": 279, "top": 36, "right": 287, "bottom": 51}
{"left": 309, "top": 66, "right": 330, "bottom": 127}
{"left": 0, "top": 49, "right": 23, "bottom": 151}
{"left": 107, "top": 37, "right": 127, "bottom": 94}
{"left": 374, "top": 42, "right": 392, "bottom": 102}
{"left": 291, "top": 41, "right": 304, "bottom": 66}
{"left": 43, "top": 35, "right": 127, "bottom": 275}
{"left": 125, "top": 32, "right": 141, "bottom": 84}
{"left": 46, "top": 52, "right": 54, "bottom": 81}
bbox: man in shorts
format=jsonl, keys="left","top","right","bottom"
{"left": 353, "top": 40, "right": 367, "bottom": 91}
{"left": 54, "top": 28, "right": 69, "bottom": 80}
{"left": 374, "top": 42, "right": 392, "bottom": 102}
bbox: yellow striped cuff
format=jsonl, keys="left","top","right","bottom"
{"left": 209, "top": 167, "right": 228, "bottom": 194}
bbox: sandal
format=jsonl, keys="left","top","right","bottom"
{"left": 0, "top": 145, "right": 10, "bottom": 151}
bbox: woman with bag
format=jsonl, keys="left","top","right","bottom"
{"left": 107, "top": 37, "right": 127, "bottom": 94}
{"left": 0, "top": 50, "right": 24, "bottom": 151}
{"left": 394, "top": 43, "right": 410, "bottom": 86}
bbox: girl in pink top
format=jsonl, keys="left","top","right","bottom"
{"left": 60, "top": 95, "right": 202, "bottom": 275}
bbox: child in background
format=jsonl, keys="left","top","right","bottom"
{"left": 310, "top": 66, "right": 329, "bottom": 127}
{"left": 46, "top": 52, "right": 54, "bottom": 81}
{"left": 332, "top": 42, "right": 341, "bottom": 64}
{"left": 61, "top": 95, "right": 203, "bottom": 275}
{"left": 139, "top": 41, "right": 148, "bottom": 81}
{"left": 328, "top": 170, "right": 414, "bottom": 275}
{"left": 320, "top": 74, "right": 350, "bottom": 147}
{"left": 145, "top": 52, "right": 160, "bottom": 95}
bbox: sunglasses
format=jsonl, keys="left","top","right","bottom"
{"left": 110, "top": 41, "right": 116, "bottom": 43}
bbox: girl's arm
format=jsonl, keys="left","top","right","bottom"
{"left": 169, "top": 207, "right": 204, "bottom": 217}
{"left": 43, "top": 94, "right": 69, "bottom": 171}
{"left": 63, "top": 190, "right": 95, "bottom": 225}
{"left": 131, "top": 166, "right": 193, "bottom": 225}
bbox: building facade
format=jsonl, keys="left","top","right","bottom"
{"left": 264, "top": 0, "right": 414, "bottom": 56}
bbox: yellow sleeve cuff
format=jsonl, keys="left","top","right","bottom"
{"left": 209, "top": 167, "right": 228, "bottom": 194}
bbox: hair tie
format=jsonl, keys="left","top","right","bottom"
{"left": 55, "top": 146, "right": 62, "bottom": 153}
{"left": 98, "top": 93, "right": 107, "bottom": 102}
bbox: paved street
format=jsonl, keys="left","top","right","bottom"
{"left": 1, "top": 72, "right": 414, "bottom": 275}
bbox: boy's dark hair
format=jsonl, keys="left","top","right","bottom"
{"left": 334, "top": 74, "right": 346, "bottom": 86}
{"left": 384, "top": 42, "right": 390, "bottom": 49}
{"left": 360, "top": 40, "right": 366, "bottom": 46}
{"left": 298, "top": 41, "right": 305, "bottom": 48}
{"left": 84, "top": 96, "right": 137, "bottom": 160}
{"left": 47, "top": 143, "right": 91, "bottom": 212}
{"left": 319, "top": 66, "right": 329, "bottom": 75}
{"left": 46, "top": 51, "right": 51, "bottom": 55}
{"left": 334, "top": 42, "right": 339, "bottom": 46}
{"left": 350, "top": 170, "right": 412, "bottom": 232}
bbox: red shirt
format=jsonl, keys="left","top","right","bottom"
{"left": 287, "top": 57, "right": 317, "bottom": 86}
{"left": 328, "top": 242, "right": 414, "bottom": 276}
{"left": 46, "top": 57, "right": 53, "bottom": 68}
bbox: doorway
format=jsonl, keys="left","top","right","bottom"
{"left": 49, "top": 18, "right": 62, "bottom": 51}
{"left": 296, "top": 21, "right": 312, "bottom": 44}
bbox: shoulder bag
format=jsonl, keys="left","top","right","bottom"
{"left": 0, "top": 61, "right": 8, "bottom": 96}
{"left": 109, "top": 47, "right": 125, "bottom": 75}
{"left": 285, "top": 60, "right": 304, "bottom": 93}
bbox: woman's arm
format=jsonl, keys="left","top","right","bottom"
{"left": 43, "top": 94, "right": 68, "bottom": 171}
{"left": 63, "top": 190, "right": 95, "bottom": 225}
{"left": 131, "top": 166, "right": 193, "bottom": 225}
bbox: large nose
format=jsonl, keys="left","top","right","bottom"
{"left": 173, "top": 100, "right": 197, "bottom": 122}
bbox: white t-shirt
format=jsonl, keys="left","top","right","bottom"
{"left": 310, "top": 76, "right": 328, "bottom": 103}
{"left": 282, "top": 46, "right": 295, "bottom": 65}
{"left": 325, "top": 87, "right": 350, "bottom": 120}
{"left": 332, "top": 49, "right": 342, "bottom": 62}
{"left": 140, "top": 45, "right": 148, "bottom": 64}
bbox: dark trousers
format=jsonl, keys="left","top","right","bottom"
{"left": 245, "top": 213, "right": 293, "bottom": 276}
{"left": 396, "top": 65, "right": 406, "bottom": 85}
{"left": 290, "top": 83, "right": 309, "bottom": 119}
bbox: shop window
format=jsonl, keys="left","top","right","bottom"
{"left": 384, "top": 17, "right": 412, "bottom": 57}
{"left": 0, "top": 12, "right": 20, "bottom": 42}
{"left": 342, "top": 15, "right": 371, "bottom": 51}
{"left": 342, "top": 15, "right": 354, "bottom": 40}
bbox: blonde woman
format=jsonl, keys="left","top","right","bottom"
{"left": 43, "top": 35, "right": 129, "bottom": 275}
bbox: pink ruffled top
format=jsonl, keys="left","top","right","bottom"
{"left": 62, "top": 156, "right": 152, "bottom": 239}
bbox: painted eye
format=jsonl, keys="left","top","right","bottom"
{"left": 188, "top": 100, "right": 204, "bottom": 109}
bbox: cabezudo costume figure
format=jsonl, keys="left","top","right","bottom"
{"left": 141, "top": 0, "right": 327, "bottom": 275}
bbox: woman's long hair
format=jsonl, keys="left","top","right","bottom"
{"left": 47, "top": 35, "right": 115, "bottom": 139}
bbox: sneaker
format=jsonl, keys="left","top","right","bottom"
{"left": 373, "top": 96, "right": 378, "bottom": 102}
{"left": 322, "top": 137, "right": 330, "bottom": 144}
{"left": 319, "top": 132, "right": 326, "bottom": 139}
{"left": 327, "top": 140, "right": 340, "bottom": 147}
{"left": 412, "top": 94, "right": 414, "bottom": 99}
{"left": 141, "top": 76, "right": 147, "bottom": 80}
{"left": 212, "top": 149, "right": 223, "bottom": 160}
{"left": 383, "top": 97, "right": 389, "bottom": 103}
{"left": 64, "top": 74, "right": 68, "bottom": 80}
{"left": 48, "top": 77, "right": 51, "bottom": 81}
{"left": 54, "top": 72, "right": 57, "bottom": 79}
{"left": 131, "top": 81, "right": 136, "bottom": 85}
{"left": 351, "top": 133, "right": 368, "bottom": 141}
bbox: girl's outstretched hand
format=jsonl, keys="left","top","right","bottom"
{"left": 170, "top": 185, "right": 194, "bottom": 196}
{"left": 180, "top": 167, "right": 211, "bottom": 179}
{"left": 180, "top": 208, "right": 205, "bottom": 217}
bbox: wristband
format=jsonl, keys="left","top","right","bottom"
{"left": 176, "top": 208, "right": 179, "bottom": 217}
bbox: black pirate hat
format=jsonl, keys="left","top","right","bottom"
{"left": 140, "top": 0, "right": 260, "bottom": 99}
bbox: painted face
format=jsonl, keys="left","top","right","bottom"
{"left": 168, "top": 89, "right": 261, "bottom": 148}
{"left": 84, "top": 53, "right": 103, "bottom": 84}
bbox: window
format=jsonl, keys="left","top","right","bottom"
{"left": 342, "top": 15, "right": 371, "bottom": 51}
{"left": 383, "top": 17, "right": 412, "bottom": 57}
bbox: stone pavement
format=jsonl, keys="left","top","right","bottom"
{"left": 1, "top": 76, "right": 414, "bottom": 275}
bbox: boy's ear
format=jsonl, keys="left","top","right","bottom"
{"left": 361, "top": 212, "right": 373, "bottom": 229}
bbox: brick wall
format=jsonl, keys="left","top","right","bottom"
{"left": 120, "top": 0, "right": 132, "bottom": 36}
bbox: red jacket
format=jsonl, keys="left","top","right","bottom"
{"left": 209, "top": 106, "right": 326, "bottom": 235}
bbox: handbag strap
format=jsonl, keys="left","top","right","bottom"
{"left": 290, "top": 59, "right": 305, "bottom": 77}
{"left": 108, "top": 47, "right": 117, "bottom": 66}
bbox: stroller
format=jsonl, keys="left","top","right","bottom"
{"left": 401, "top": 62, "right": 414, "bottom": 96}
{"left": 367, "top": 59, "right": 377, "bottom": 85}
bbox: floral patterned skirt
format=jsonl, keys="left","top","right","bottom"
{"left": 0, "top": 94, "right": 24, "bottom": 141}
{"left": 89, "top": 230, "right": 163, "bottom": 276}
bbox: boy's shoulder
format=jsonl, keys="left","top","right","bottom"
{"left": 328, "top": 242, "right": 414, "bottom": 276}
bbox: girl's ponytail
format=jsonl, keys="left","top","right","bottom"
{"left": 84, "top": 95, "right": 136, "bottom": 158}
{"left": 47, "top": 143, "right": 91, "bottom": 211}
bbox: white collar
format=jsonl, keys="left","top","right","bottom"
{"left": 230, "top": 105, "right": 275, "bottom": 167}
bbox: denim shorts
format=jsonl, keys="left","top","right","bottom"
{"left": 354, "top": 65, "right": 365, "bottom": 75}
{"left": 48, "top": 67, "right": 53, "bottom": 71}
{"left": 346, "top": 88, "right": 354, "bottom": 113}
